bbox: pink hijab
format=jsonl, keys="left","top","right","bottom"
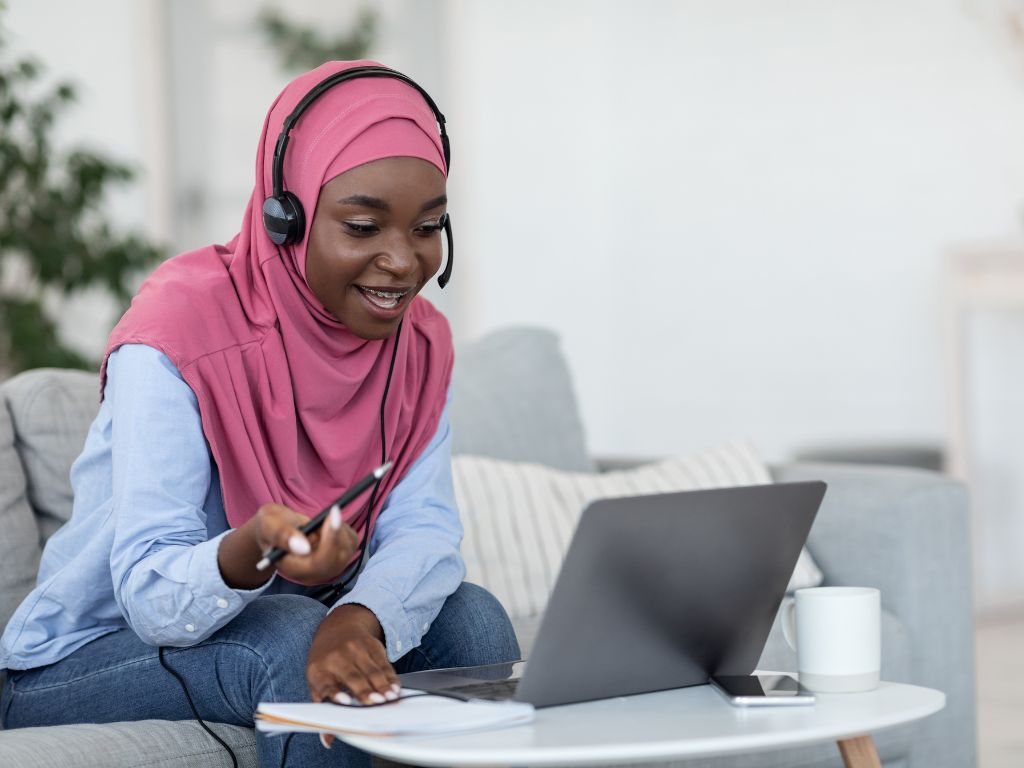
{"left": 102, "top": 61, "right": 454, "bottom": 556}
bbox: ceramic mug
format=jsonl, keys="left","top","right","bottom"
{"left": 782, "top": 586, "right": 881, "bottom": 693}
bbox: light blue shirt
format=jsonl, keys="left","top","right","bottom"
{"left": 0, "top": 344, "right": 465, "bottom": 670}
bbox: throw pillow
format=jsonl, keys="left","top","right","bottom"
{"left": 450, "top": 327, "right": 593, "bottom": 472}
{"left": 452, "top": 440, "right": 824, "bottom": 621}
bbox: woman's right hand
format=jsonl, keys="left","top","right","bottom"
{"left": 218, "top": 503, "right": 359, "bottom": 590}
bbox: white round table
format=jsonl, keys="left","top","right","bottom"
{"left": 340, "top": 681, "right": 944, "bottom": 768}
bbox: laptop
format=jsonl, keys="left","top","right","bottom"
{"left": 399, "top": 481, "right": 826, "bottom": 708}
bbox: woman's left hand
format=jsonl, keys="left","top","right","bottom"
{"left": 306, "top": 604, "right": 400, "bottom": 748}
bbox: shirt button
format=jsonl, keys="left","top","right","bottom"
{"left": 395, "top": 640, "right": 403, "bottom": 652}
{"left": 422, "top": 622, "right": 429, "bottom": 632}
{"left": 185, "top": 623, "right": 196, "bottom": 632}
{"left": 216, "top": 598, "right": 229, "bottom": 609}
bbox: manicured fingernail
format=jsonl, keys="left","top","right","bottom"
{"left": 390, "top": 683, "right": 401, "bottom": 694}
{"left": 329, "top": 505, "right": 341, "bottom": 531}
{"left": 319, "top": 733, "right": 332, "bottom": 749}
{"left": 288, "top": 534, "right": 311, "bottom": 555}
{"left": 385, "top": 689, "right": 398, "bottom": 701}
{"left": 368, "top": 692, "right": 386, "bottom": 704}
{"left": 333, "top": 691, "right": 352, "bottom": 705}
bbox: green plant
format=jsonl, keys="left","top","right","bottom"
{"left": 0, "top": 17, "right": 163, "bottom": 374}
{"left": 258, "top": 6, "right": 378, "bottom": 73}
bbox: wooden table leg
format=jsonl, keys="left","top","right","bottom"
{"left": 837, "top": 735, "right": 881, "bottom": 768}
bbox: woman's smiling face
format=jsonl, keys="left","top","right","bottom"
{"left": 304, "top": 156, "right": 447, "bottom": 340}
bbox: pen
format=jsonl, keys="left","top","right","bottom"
{"left": 255, "top": 461, "right": 393, "bottom": 571}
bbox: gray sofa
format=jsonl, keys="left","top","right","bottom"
{"left": 0, "top": 327, "right": 976, "bottom": 767}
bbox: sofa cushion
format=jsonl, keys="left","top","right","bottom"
{"left": 453, "top": 440, "right": 823, "bottom": 621}
{"left": 450, "top": 326, "right": 593, "bottom": 472}
{"left": 0, "top": 719, "right": 257, "bottom": 767}
{"left": 0, "top": 401, "right": 41, "bottom": 634}
{"left": 1, "top": 369, "right": 99, "bottom": 540}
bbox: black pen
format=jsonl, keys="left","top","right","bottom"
{"left": 255, "top": 461, "right": 393, "bottom": 571}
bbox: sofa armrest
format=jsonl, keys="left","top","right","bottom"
{"left": 773, "top": 461, "right": 977, "bottom": 768}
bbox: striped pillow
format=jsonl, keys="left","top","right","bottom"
{"left": 452, "top": 440, "right": 823, "bottom": 621}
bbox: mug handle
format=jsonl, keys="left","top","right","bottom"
{"left": 781, "top": 597, "right": 798, "bottom": 652}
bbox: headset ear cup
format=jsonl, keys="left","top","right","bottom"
{"left": 438, "top": 213, "right": 454, "bottom": 289}
{"left": 262, "top": 192, "right": 306, "bottom": 246}
{"left": 441, "top": 133, "right": 451, "bottom": 173}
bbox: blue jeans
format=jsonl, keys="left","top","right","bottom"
{"left": 0, "top": 583, "right": 520, "bottom": 767}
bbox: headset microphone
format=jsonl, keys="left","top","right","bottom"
{"left": 438, "top": 212, "right": 453, "bottom": 289}
{"left": 262, "top": 66, "right": 454, "bottom": 289}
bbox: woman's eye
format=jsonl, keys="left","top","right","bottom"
{"left": 415, "top": 221, "right": 444, "bottom": 235}
{"left": 344, "top": 221, "right": 378, "bottom": 235}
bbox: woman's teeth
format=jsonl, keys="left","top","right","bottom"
{"left": 360, "top": 287, "right": 406, "bottom": 309}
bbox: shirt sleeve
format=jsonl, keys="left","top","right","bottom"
{"left": 332, "top": 388, "right": 466, "bottom": 662}
{"left": 107, "top": 344, "right": 273, "bottom": 647}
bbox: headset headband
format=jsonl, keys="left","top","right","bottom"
{"left": 270, "top": 66, "right": 451, "bottom": 198}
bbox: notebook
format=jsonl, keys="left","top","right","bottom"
{"left": 256, "top": 689, "right": 533, "bottom": 738}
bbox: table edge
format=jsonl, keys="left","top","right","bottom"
{"left": 340, "top": 683, "right": 945, "bottom": 767}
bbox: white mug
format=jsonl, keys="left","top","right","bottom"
{"left": 782, "top": 586, "right": 881, "bottom": 693}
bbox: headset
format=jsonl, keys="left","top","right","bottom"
{"left": 261, "top": 65, "right": 455, "bottom": 289}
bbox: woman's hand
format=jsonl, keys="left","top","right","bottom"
{"left": 218, "top": 503, "right": 359, "bottom": 589}
{"left": 306, "top": 604, "right": 400, "bottom": 748}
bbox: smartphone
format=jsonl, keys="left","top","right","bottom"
{"left": 710, "top": 674, "right": 816, "bottom": 707}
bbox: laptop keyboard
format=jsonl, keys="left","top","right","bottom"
{"left": 441, "top": 678, "right": 521, "bottom": 701}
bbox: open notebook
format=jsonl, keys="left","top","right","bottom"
{"left": 256, "top": 689, "right": 534, "bottom": 738}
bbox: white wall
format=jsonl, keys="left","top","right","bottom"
{"left": 446, "top": 0, "right": 1024, "bottom": 455}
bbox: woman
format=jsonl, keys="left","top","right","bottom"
{"left": 0, "top": 60, "right": 520, "bottom": 767}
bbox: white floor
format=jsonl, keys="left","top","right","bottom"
{"left": 975, "top": 613, "right": 1024, "bottom": 767}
